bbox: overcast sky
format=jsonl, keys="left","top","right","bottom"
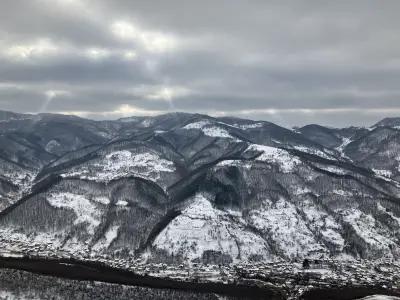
{"left": 1, "top": 0, "right": 400, "bottom": 127}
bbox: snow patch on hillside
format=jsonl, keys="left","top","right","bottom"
{"left": 293, "top": 146, "right": 333, "bottom": 160}
{"left": 103, "top": 151, "right": 174, "bottom": 173}
{"left": 248, "top": 144, "right": 301, "bottom": 173}
{"left": 248, "top": 197, "right": 328, "bottom": 259}
{"left": 183, "top": 120, "right": 210, "bottom": 129}
{"left": 62, "top": 150, "right": 175, "bottom": 183}
{"left": 141, "top": 119, "right": 154, "bottom": 127}
{"left": 341, "top": 209, "right": 394, "bottom": 250}
{"left": 45, "top": 139, "right": 61, "bottom": 153}
{"left": 92, "top": 225, "right": 119, "bottom": 251}
{"left": 0, "top": 228, "right": 64, "bottom": 251}
{"left": 300, "top": 200, "right": 344, "bottom": 251}
{"left": 293, "top": 187, "right": 312, "bottom": 195}
{"left": 336, "top": 137, "right": 352, "bottom": 159}
{"left": 332, "top": 189, "right": 353, "bottom": 197}
{"left": 47, "top": 193, "right": 101, "bottom": 234}
{"left": 0, "top": 167, "right": 34, "bottom": 188}
{"left": 233, "top": 122, "right": 264, "bottom": 130}
{"left": 202, "top": 126, "right": 237, "bottom": 140}
{"left": 116, "top": 200, "right": 128, "bottom": 206}
{"left": 153, "top": 194, "right": 272, "bottom": 262}
{"left": 93, "top": 196, "right": 110, "bottom": 205}
{"left": 183, "top": 120, "right": 239, "bottom": 140}
{"left": 373, "top": 169, "right": 392, "bottom": 178}
{"left": 377, "top": 203, "right": 400, "bottom": 225}
{"left": 216, "top": 159, "right": 251, "bottom": 169}
{"left": 316, "top": 165, "right": 348, "bottom": 175}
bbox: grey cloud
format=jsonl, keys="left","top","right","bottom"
{"left": 0, "top": 0, "right": 400, "bottom": 127}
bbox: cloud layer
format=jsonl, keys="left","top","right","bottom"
{"left": 1, "top": 0, "right": 400, "bottom": 127}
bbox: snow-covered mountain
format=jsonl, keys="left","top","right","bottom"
{"left": 1, "top": 110, "right": 400, "bottom": 264}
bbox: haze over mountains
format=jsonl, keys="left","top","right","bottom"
{"left": 1, "top": 110, "right": 400, "bottom": 264}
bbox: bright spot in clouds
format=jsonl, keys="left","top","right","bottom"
{"left": 146, "top": 86, "right": 191, "bottom": 101}
{"left": 5, "top": 39, "right": 58, "bottom": 59}
{"left": 111, "top": 21, "right": 177, "bottom": 53}
{"left": 111, "top": 21, "right": 138, "bottom": 40}
{"left": 115, "top": 104, "right": 163, "bottom": 117}
{"left": 45, "top": 90, "right": 70, "bottom": 100}
{"left": 124, "top": 51, "right": 137, "bottom": 60}
{"left": 40, "top": 89, "right": 70, "bottom": 113}
{"left": 85, "top": 48, "right": 110, "bottom": 60}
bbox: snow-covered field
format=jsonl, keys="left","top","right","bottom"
{"left": 62, "top": 150, "right": 175, "bottom": 184}
{"left": 247, "top": 144, "right": 302, "bottom": 172}
{"left": 183, "top": 120, "right": 239, "bottom": 141}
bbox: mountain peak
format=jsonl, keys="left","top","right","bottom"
{"left": 373, "top": 117, "right": 400, "bottom": 128}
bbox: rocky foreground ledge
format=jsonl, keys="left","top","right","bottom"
{"left": 0, "top": 252, "right": 399, "bottom": 299}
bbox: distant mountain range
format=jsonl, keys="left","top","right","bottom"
{"left": 1, "top": 110, "right": 400, "bottom": 264}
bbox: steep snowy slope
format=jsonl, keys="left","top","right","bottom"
{"left": 344, "top": 127, "right": 400, "bottom": 181}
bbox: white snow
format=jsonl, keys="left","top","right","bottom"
{"left": 0, "top": 165, "right": 34, "bottom": 188}
{"left": 97, "top": 131, "right": 112, "bottom": 139}
{"left": 215, "top": 159, "right": 251, "bottom": 169}
{"left": 183, "top": 120, "right": 210, "bottom": 129}
{"left": 183, "top": 120, "right": 239, "bottom": 140}
{"left": 247, "top": 144, "right": 301, "bottom": 173}
{"left": 332, "top": 189, "right": 353, "bottom": 197}
{"left": 373, "top": 169, "right": 392, "bottom": 178}
{"left": 61, "top": 236, "right": 86, "bottom": 254}
{"left": 202, "top": 126, "right": 237, "bottom": 139}
{"left": 271, "top": 139, "right": 282, "bottom": 144}
{"left": 92, "top": 225, "right": 119, "bottom": 251}
{"left": 216, "top": 159, "right": 238, "bottom": 167}
{"left": 116, "top": 200, "right": 129, "bottom": 206}
{"left": 141, "top": 119, "right": 154, "bottom": 127}
{"left": 62, "top": 150, "right": 175, "bottom": 183}
{"left": 93, "top": 196, "right": 110, "bottom": 205}
{"left": 0, "top": 290, "right": 34, "bottom": 300}
{"left": 396, "top": 156, "right": 400, "bottom": 173}
{"left": 377, "top": 203, "right": 400, "bottom": 225}
{"left": 293, "top": 187, "right": 312, "bottom": 195}
{"left": 300, "top": 200, "right": 344, "bottom": 251}
{"left": 336, "top": 137, "right": 352, "bottom": 159}
{"left": 0, "top": 228, "right": 64, "bottom": 252}
{"left": 45, "top": 139, "right": 61, "bottom": 153}
{"left": 104, "top": 151, "right": 174, "bottom": 173}
{"left": 248, "top": 197, "right": 328, "bottom": 258}
{"left": 341, "top": 208, "right": 394, "bottom": 250}
{"left": 317, "top": 165, "right": 348, "bottom": 175}
{"left": 47, "top": 192, "right": 101, "bottom": 234}
{"left": 293, "top": 146, "right": 333, "bottom": 160}
{"left": 234, "top": 123, "right": 264, "bottom": 129}
{"left": 153, "top": 194, "right": 272, "bottom": 262}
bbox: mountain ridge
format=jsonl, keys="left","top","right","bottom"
{"left": 1, "top": 110, "right": 400, "bottom": 264}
